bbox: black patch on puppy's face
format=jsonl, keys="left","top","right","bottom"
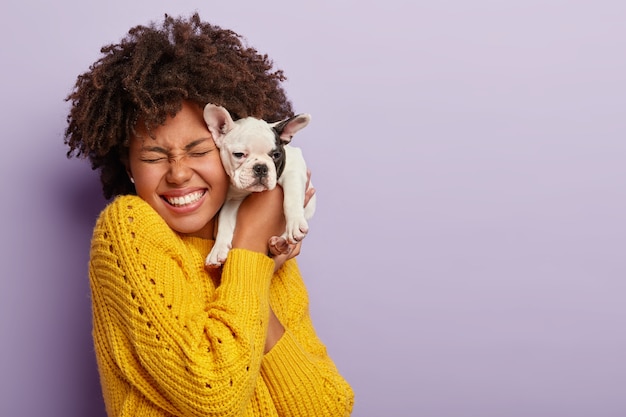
{"left": 271, "top": 129, "right": 287, "bottom": 178}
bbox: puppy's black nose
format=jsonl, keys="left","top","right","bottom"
{"left": 253, "top": 163, "right": 268, "bottom": 177}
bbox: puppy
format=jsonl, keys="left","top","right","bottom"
{"left": 203, "top": 103, "right": 316, "bottom": 267}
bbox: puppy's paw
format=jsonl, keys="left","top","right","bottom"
{"left": 205, "top": 244, "right": 231, "bottom": 268}
{"left": 285, "top": 216, "right": 309, "bottom": 244}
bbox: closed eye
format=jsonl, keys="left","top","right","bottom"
{"left": 141, "top": 157, "right": 166, "bottom": 163}
{"left": 233, "top": 152, "right": 246, "bottom": 159}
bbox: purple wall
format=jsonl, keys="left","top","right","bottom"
{"left": 2, "top": 1, "right": 625, "bottom": 416}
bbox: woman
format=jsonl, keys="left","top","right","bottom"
{"left": 65, "top": 13, "right": 353, "bottom": 417}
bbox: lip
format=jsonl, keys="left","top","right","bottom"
{"left": 240, "top": 175, "right": 272, "bottom": 191}
{"left": 246, "top": 183, "right": 270, "bottom": 192}
{"left": 160, "top": 188, "right": 207, "bottom": 213}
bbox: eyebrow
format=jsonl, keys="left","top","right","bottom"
{"left": 141, "top": 138, "right": 210, "bottom": 154}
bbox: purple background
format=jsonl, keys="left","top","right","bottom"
{"left": 2, "top": 1, "right": 625, "bottom": 416}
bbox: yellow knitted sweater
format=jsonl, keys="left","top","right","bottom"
{"left": 89, "top": 195, "right": 354, "bottom": 416}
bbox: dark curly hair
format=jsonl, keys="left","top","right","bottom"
{"left": 65, "top": 13, "right": 293, "bottom": 199}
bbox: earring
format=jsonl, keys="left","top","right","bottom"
{"left": 130, "top": 177, "right": 135, "bottom": 184}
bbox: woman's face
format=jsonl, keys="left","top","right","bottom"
{"left": 127, "top": 101, "right": 229, "bottom": 238}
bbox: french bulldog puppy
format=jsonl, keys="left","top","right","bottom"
{"left": 203, "top": 103, "right": 316, "bottom": 267}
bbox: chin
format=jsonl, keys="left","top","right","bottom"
{"left": 169, "top": 213, "right": 215, "bottom": 236}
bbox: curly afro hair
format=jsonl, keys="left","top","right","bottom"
{"left": 65, "top": 13, "right": 294, "bottom": 199}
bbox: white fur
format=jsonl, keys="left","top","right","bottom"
{"left": 203, "top": 103, "right": 316, "bottom": 267}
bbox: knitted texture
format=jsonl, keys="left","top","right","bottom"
{"left": 89, "top": 195, "right": 354, "bottom": 416}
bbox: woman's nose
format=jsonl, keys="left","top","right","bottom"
{"left": 166, "top": 159, "right": 193, "bottom": 184}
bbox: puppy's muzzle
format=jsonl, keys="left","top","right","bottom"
{"left": 253, "top": 163, "right": 269, "bottom": 178}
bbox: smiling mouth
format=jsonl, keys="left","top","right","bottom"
{"left": 163, "top": 190, "right": 206, "bottom": 207}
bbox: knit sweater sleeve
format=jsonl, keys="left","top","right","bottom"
{"left": 261, "top": 260, "right": 355, "bottom": 416}
{"left": 89, "top": 195, "right": 274, "bottom": 416}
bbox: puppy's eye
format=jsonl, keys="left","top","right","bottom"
{"left": 271, "top": 151, "right": 282, "bottom": 160}
{"left": 233, "top": 152, "right": 245, "bottom": 159}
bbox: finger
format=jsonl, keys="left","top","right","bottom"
{"left": 271, "top": 240, "right": 302, "bottom": 272}
{"left": 287, "top": 241, "right": 302, "bottom": 259}
{"left": 304, "top": 170, "right": 315, "bottom": 207}
{"left": 268, "top": 236, "right": 291, "bottom": 256}
{"left": 268, "top": 243, "right": 282, "bottom": 257}
{"left": 304, "top": 186, "right": 316, "bottom": 207}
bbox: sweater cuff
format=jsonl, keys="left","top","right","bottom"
{"left": 220, "top": 248, "right": 275, "bottom": 295}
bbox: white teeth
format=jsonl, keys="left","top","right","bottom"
{"left": 166, "top": 191, "right": 204, "bottom": 207}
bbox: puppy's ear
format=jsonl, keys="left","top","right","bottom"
{"left": 203, "top": 103, "right": 235, "bottom": 147}
{"left": 272, "top": 114, "right": 311, "bottom": 144}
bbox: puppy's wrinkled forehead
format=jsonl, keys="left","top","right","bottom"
{"left": 232, "top": 119, "right": 277, "bottom": 152}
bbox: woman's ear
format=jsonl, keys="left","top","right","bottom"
{"left": 120, "top": 148, "right": 134, "bottom": 184}
{"left": 124, "top": 164, "right": 134, "bottom": 184}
